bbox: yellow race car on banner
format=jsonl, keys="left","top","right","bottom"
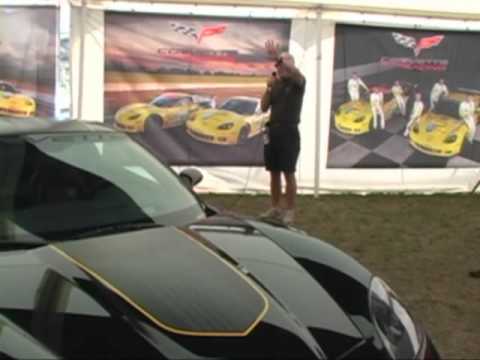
{"left": 409, "top": 91, "right": 480, "bottom": 157}
{"left": 186, "top": 96, "right": 268, "bottom": 145}
{"left": 0, "top": 81, "right": 36, "bottom": 118}
{"left": 334, "top": 85, "right": 398, "bottom": 135}
{"left": 114, "top": 92, "right": 215, "bottom": 133}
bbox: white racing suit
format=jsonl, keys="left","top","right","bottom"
{"left": 370, "top": 92, "right": 385, "bottom": 129}
{"left": 392, "top": 85, "right": 406, "bottom": 116}
{"left": 348, "top": 78, "right": 368, "bottom": 102}
{"left": 430, "top": 83, "right": 448, "bottom": 110}
{"left": 404, "top": 100, "right": 424, "bottom": 136}
{"left": 459, "top": 100, "right": 476, "bottom": 143}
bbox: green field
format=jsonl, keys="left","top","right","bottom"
{"left": 201, "top": 193, "right": 480, "bottom": 359}
{"left": 106, "top": 71, "right": 267, "bottom": 84}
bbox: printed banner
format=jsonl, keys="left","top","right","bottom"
{"left": 328, "top": 24, "right": 480, "bottom": 168}
{"left": 104, "top": 12, "right": 291, "bottom": 166}
{"left": 0, "top": 7, "right": 57, "bottom": 118}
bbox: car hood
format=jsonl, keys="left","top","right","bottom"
{"left": 0, "top": 216, "right": 371, "bottom": 359}
{"left": 415, "top": 113, "right": 467, "bottom": 142}
{"left": 116, "top": 103, "right": 169, "bottom": 116}
{"left": 0, "top": 92, "right": 34, "bottom": 104}
{"left": 337, "top": 102, "right": 371, "bottom": 122}
{"left": 193, "top": 109, "right": 245, "bottom": 127}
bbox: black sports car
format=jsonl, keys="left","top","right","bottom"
{"left": 0, "top": 118, "right": 440, "bottom": 359}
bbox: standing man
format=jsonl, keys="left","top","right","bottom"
{"left": 260, "top": 40, "right": 306, "bottom": 224}
{"left": 459, "top": 95, "right": 477, "bottom": 143}
{"left": 404, "top": 93, "right": 424, "bottom": 137}
{"left": 430, "top": 78, "right": 449, "bottom": 111}
{"left": 392, "top": 80, "right": 406, "bottom": 116}
{"left": 370, "top": 87, "right": 385, "bottom": 129}
{"left": 348, "top": 72, "right": 369, "bottom": 102}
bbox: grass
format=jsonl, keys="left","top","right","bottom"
{"left": 200, "top": 193, "right": 480, "bottom": 359}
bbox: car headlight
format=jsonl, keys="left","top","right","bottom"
{"left": 128, "top": 113, "right": 142, "bottom": 120}
{"left": 217, "top": 122, "right": 234, "bottom": 130}
{"left": 444, "top": 134, "right": 457, "bottom": 144}
{"left": 369, "top": 277, "right": 425, "bottom": 359}
{"left": 354, "top": 116, "right": 365, "bottom": 123}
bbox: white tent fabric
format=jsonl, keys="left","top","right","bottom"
{"left": 68, "top": 1, "right": 480, "bottom": 194}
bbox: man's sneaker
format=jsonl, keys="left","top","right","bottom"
{"left": 469, "top": 270, "right": 480, "bottom": 278}
{"left": 259, "top": 207, "right": 283, "bottom": 220}
{"left": 282, "top": 209, "right": 295, "bottom": 224}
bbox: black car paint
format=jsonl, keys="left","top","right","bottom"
{"left": 0, "top": 215, "right": 436, "bottom": 359}
{"left": 0, "top": 120, "right": 439, "bottom": 359}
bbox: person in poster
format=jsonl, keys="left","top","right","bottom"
{"left": 404, "top": 92, "right": 425, "bottom": 137}
{"left": 459, "top": 95, "right": 476, "bottom": 143}
{"left": 370, "top": 87, "right": 385, "bottom": 129}
{"left": 347, "top": 73, "right": 369, "bottom": 102}
{"left": 430, "top": 78, "right": 449, "bottom": 111}
{"left": 260, "top": 40, "right": 306, "bottom": 224}
{"left": 392, "top": 80, "right": 406, "bottom": 116}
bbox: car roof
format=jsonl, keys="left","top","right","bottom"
{"left": 224, "top": 96, "right": 259, "bottom": 102}
{"left": 156, "top": 92, "right": 191, "bottom": 98}
{"left": 0, "top": 118, "right": 116, "bottom": 136}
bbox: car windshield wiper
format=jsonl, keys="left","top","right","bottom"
{"left": 0, "top": 240, "right": 47, "bottom": 250}
{"left": 67, "top": 221, "right": 164, "bottom": 240}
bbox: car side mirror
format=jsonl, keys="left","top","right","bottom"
{"left": 179, "top": 168, "right": 203, "bottom": 188}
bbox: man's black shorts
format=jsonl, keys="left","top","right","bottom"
{"left": 264, "top": 126, "right": 300, "bottom": 173}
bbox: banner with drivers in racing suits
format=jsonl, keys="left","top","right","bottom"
{"left": 0, "top": 7, "right": 57, "bottom": 119}
{"left": 104, "top": 12, "right": 291, "bottom": 166}
{"left": 328, "top": 24, "right": 480, "bottom": 168}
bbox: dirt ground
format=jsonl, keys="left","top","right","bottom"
{"left": 201, "top": 193, "right": 480, "bottom": 359}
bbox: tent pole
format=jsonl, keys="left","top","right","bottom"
{"left": 78, "top": 0, "right": 86, "bottom": 121}
{"left": 314, "top": 13, "right": 322, "bottom": 198}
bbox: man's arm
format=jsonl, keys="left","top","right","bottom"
{"left": 261, "top": 86, "right": 272, "bottom": 112}
{"left": 359, "top": 78, "right": 368, "bottom": 91}
{"left": 261, "top": 73, "right": 276, "bottom": 112}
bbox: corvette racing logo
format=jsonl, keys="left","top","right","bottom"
{"left": 380, "top": 32, "right": 448, "bottom": 71}
{"left": 392, "top": 32, "right": 445, "bottom": 57}
{"left": 169, "top": 22, "right": 227, "bottom": 43}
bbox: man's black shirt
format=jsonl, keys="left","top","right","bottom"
{"left": 268, "top": 76, "right": 306, "bottom": 128}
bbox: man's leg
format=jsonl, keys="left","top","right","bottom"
{"left": 466, "top": 117, "right": 476, "bottom": 143}
{"left": 284, "top": 172, "right": 297, "bottom": 211}
{"left": 398, "top": 97, "right": 406, "bottom": 116}
{"left": 430, "top": 96, "right": 436, "bottom": 111}
{"left": 373, "top": 110, "right": 378, "bottom": 129}
{"left": 270, "top": 171, "right": 282, "bottom": 209}
{"left": 283, "top": 172, "right": 297, "bottom": 224}
{"left": 380, "top": 110, "right": 385, "bottom": 129}
{"left": 404, "top": 116, "right": 415, "bottom": 136}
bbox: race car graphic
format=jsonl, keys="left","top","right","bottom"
{"left": 0, "top": 81, "right": 36, "bottom": 118}
{"left": 114, "top": 92, "right": 215, "bottom": 133}
{"left": 334, "top": 85, "right": 398, "bottom": 135}
{"left": 409, "top": 91, "right": 480, "bottom": 157}
{"left": 186, "top": 96, "right": 268, "bottom": 145}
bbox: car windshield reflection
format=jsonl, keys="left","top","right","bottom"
{"left": 220, "top": 99, "right": 257, "bottom": 115}
{"left": 0, "top": 132, "right": 205, "bottom": 242}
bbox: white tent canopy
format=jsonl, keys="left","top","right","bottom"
{"left": 69, "top": 0, "right": 480, "bottom": 19}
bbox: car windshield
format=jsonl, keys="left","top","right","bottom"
{"left": 151, "top": 95, "right": 186, "bottom": 107}
{"left": 0, "top": 132, "right": 205, "bottom": 242}
{"left": 432, "top": 100, "right": 461, "bottom": 119}
{"left": 0, "top": 83, "right": 17, "bottom": 93}
{"left": 220, "top": 99, "right": 257, "bottom": 115}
